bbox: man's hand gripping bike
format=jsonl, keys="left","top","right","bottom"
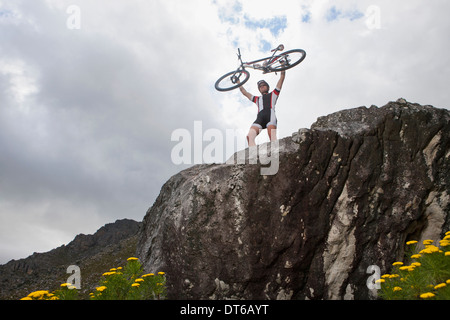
{"left": 214, "top": 44, "right": 306, "bottom": 92}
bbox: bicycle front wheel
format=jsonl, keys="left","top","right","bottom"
{"left": 215, "top": 69, "right": 250, "bottom": 92}
{"left": 268, "top": 49, "right": 306, "bottom": 72}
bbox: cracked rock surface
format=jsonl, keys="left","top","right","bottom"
{"left": 137, "top": 99, "right": 450, "bottom": 300}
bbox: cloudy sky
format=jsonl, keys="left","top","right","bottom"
{"left": 0, "top": 0, "right": 449, "bottom": 264}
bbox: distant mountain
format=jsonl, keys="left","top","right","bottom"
{"left": 0, "top": 218, "right": 141, "bottom": 300}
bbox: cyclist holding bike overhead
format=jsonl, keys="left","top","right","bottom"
{"left": 238, "top": 69, "right": 286, "bottom": 147}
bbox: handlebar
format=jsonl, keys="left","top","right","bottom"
{"left": 237, "top": 48, "right": 243, "bottom": 64}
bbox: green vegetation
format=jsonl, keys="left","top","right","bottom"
{"left": 21, "top": 257, "right": 166, "bottom": 300}
{"left": 378, "top": 231, "right": 450, "bottom": 300}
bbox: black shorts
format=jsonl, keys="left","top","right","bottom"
{"left": 252, "top": 108, "right": 277, "bottom": 129}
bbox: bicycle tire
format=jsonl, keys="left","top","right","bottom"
{"left": 215, "top": 69, "right": 250, "bottom": 92}
{"left": 268, "top": 49, "right": 306, "bottom": 72}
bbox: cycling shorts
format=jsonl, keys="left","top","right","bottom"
{"left": 252, "top": 108, "right": 277, "bottom": 129}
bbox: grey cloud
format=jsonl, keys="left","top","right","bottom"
{"left": 0, "top": 2, "right": 222, "bottom": 263}
{"left": 1, "top": 0, "right": 449, "bottom": 264}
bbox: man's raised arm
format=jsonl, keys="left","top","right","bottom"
{"left": 238, "top": 83, "right": 253, "bottom": 101}
{"left": 276, "top": 70, "right": 286, "bottom": 90}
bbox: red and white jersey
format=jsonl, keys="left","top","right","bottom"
{"left": 251, "top": 87, "right": 281, "bottom": 112}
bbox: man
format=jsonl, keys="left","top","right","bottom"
{"left": 238, "top": 70, "right": 286, "bottom": 147}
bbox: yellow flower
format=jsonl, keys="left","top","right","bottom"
{"left": 434, "top": 283, "right": 446, "bottom": 290}
{"left": 142, "top": 273, "right": 154, "bottom": 277}
{"left": 446, "top": 279, "right": 450, "bottom": 284}
{"left": 375, "top": 279, "right": 385, "bottom": 283}
{"left": 20, "top": 297, "right": 33, "bottom": 300}
{"left": 60, "top": 283, "right": 71, "bottom": 287}
{"left": 410, "top": 254, "right": 421, "bottom": 259}
{"left": 399, "top": 266, "right": 414, "bottom": 272}
{"left": 135, "top": 278, "right": 144, "bottom": 283}
{"left": 443, "top": 235, "right": 450, "bottom": 240}
{"left": 96, "top": 286, "right": 107, "bottom": 292}
{"left": 392, "top": 262, "right": 403, "bottom": 266}
{"left": 423, "top": 239, "right": 434, "bottom": 245}
{"left": 411, "top": 262, "right": 421, "bottom": 267}
{"left": 440, "top": 240, "right": 450, "bottom": 247}
{"left": 117, "top": 267, "right": 123, "bottom": 270}
{"left": 445, "top": 252, "right": 450, "bottom": 256}
{"left": 27, "top": 290, "right": 50, "bottom": 299}
{"left": 127, "top": 257, "right": 139, "bottom": 261}
{"left": 420, "top": 292, "right": 435, "bottom": 299}
{"left": 406, "top": 240, "right": 418, "bottom": 245}
{"left": 109, "top": 268, "right": 117, "bottom": 271}
{"left": 393, "top": 287, "right": 402, "bottom": 292}
{"left": 399, "top": 266, "right": 414, "bottom": 271}
{"left": 389, "top": 274, "right": 400, "bottom": 278}
{"left": 381, "top": 274, "right": 391, "bottom": 279}
{"left": 445, "top": 231, "right": 450, "bottom": 236}
{"left": 131, "top": 283, "right": 140, "bottom": 287}
{"left": 158, "top": 272, "right": 165, "bottom": 275}
{"left": 420, "top": 245, "right": 440, "bottom": 254}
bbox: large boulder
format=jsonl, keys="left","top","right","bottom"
{"left": 137, "top": 100, "right": 450, "bottom": 300}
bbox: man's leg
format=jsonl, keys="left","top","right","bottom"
{"left": 247, "top": 126, "right": 261, "bottom": 147}
{"left": 267, "top": 125, "right": 277, "bottom": 142}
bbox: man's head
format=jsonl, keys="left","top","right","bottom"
{"left": 257, "top": 80, "right": 269, "bottom": 94}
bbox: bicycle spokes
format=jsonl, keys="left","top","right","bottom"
{"left": 277, "top": 55, "right": 289, "bottom": 66}
{"left": 267, "top": 50, "right": 306, "bottom": 72}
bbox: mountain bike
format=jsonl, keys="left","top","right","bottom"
{"left": 214, "top": 44, "right": 306, "bottom": 92}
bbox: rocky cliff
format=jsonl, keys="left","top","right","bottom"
{"left": 0, "top": 219, "right": 140, "bottom": 299}
{"left": 137, "top": 99, "right": 450, "bottom": 300}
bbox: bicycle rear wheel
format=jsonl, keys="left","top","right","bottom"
{"left": 215, "top": 69, "right": 250, "bottom": 92}
{"left": 268, "top": 49, "right": 306, "bottom": 72}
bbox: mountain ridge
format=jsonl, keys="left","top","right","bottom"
{"left": 0, "top": 218, "right": 140, "bottom": 299}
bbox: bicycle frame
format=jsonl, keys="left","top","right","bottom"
{"left": 242, "top": 45, "right": 285, "bottom": 72}
{"left": 231, "top": 45, "right": 285, "bottom": 84}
